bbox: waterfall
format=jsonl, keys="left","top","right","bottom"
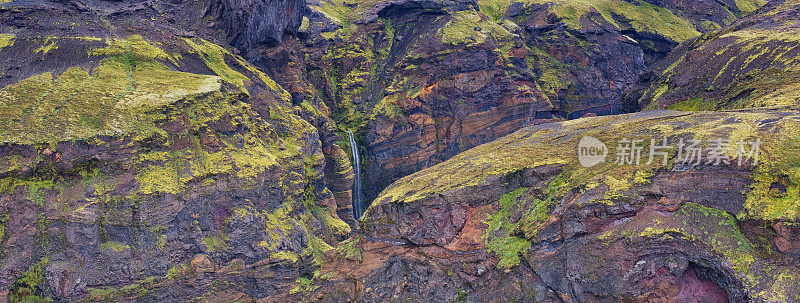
{"left": 348, "top": 130, "right": 363, "bottom": 219}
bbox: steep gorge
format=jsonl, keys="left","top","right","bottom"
{"left": 2, "top": 0, "right": 798, "bottom": 302}
{"left": 291, "top": 0, "right": 766, "bottom": 204}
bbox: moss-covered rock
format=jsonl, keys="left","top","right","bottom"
{"left": 0, "top": 2, "right": 349, "bottom": 302}
{"left": 313, "top": 108, "right": 800, "bottom": 302}
{"left": 626, "top": 0, "right": 800, "bottom": 111}
{"left": 0, "top": 57, "right": 220, "bottom": 144}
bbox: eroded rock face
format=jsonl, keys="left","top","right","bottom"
{"left": 0, "top": 1, "right": 352, "bottom": 302}
{"left": 0, "top": 0, "right": 786, "bottom": 301}
{"left": 312, "top": 109, "right": 800, "bottom": 302}
{"left": 207, "top": 0, "right": 306, "bottom": 50}
{"left": 294, "top": 0, "right": 766, "bottom": 205}
{"left": 625, "top": 0, "right": 800, "bottom": 112}
{"left": 295, "top": 4, "right": 555, "bottom": 204}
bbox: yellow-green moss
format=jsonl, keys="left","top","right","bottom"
{"left": 304, "top": 232, "right": 334, "bottom": 266}
{"left": 487, "top": 235, "right": 530, "bottom": 269}
{"left": 260, "top": 203, "right": 307, "bottom": 263}
{"left": 34, "top": 37, "right": 58, "bottom": 55}
{"left": 0, "top": 33, "right": 15, "bottom": 50}
{"left": 100, "top": 241, "right": 131, "bottom": 252}
{"left": 336, "top": 234, "right": 363, "bottom": 263}
{"left": 371, "top": 89, "right": 414, "bottom": 120}
{"left": 527, "top": 46, "right": 571, "bottom": 96}
{"left": 484, "top": 172, "right": 569, "bottom": 268}
{"left": 182, "top": 38, "right": 290, "bottom": 99}
{"left": 290, "top": 270, "right": 330, "bottom": 295}
{"left": 439, "top": 10, "right": 514, "bottom": 46}
{"left": 272, "top": 251, "right": 300, "bottom": 263}
{"left": 9, "top": 256, "right": 52, "bottom": 303}
{"left": 734, "top": 0, "right": 767, "bottom": 14}
{"left": 90, "top": 35, "right": 174, "bottom": 63}
{"left": 303, "top": 184, "right": 351, "bottom": 236}
{"left": 86, "top": 265, "right": 186, "bottom": 301}
{"left": 0, "top": 58, "right": 220, "bottom": 144}
{"left": 0, "top": 164, "right": 120, "bottom": 219}
{"left": 667, "top": 97, "right": 718, "bottom": 111}
{"left": 319, "top": 43, "right": 374, "bottom": 129}
{"left": 202, "top": 235, "right": 227, "bottom": 253}
{"left": 299, "top": 16, "right": 310, "bottom": 32}
{"left": 0, "top": 213, "right": 7, "bottom": 245}
{"left": 25, "top": 179, "right": 55, "bottom": 207}
{"left": 134, "top": 135, "right": 281, "bottom": 195}
{"left": 527, "top": 0, "right": 702, "bottom": 42}
{"left": 646, "top": 23, "right": 800, "bottom": 110}
{"left": 309, "top": 0, "right": 381, "bottom": 30}
{"left": 479, "top": 0, "right": 514, "bottom": 22}
{"left": 742, "top": 119, "right": 800, "bottom": 221}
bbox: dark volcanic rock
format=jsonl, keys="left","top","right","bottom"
{"left": 207, "top": 0, "right": 306, "bottom": 50}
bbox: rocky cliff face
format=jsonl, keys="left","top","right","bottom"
{"left": 0, "top": 0, "right": 792, "bottom": 302}
{"left": 313, "top": 108, "right": 800, "bottom": 302}
{"left": 294, "top": 0, "right": 766, "bottom": 203}
{"left": 207, "top": 0, "right": 306, "bottom": 50}
{"left": 625, "top": 0, "right": 800, "bottom": 112}
{"left": 0, "top": 1, "right": 353, "bottom": 301}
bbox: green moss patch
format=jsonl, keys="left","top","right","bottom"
{"left": 0, "top": 213, "right": 8, "bottom": 246}
{"left": 86, "top": 264, "right": 187, "bottom": 302}
{"left": 526, "top": 45, "right": 571, "bottom": 97}
{"left": 9, "top": 256, "right": 52, "bottom": 303}
{"left": 439, "top": 10, "right": 514, "bottom": 46}
{"left": 742, "top": 119, "right": 800, "bottom": 221}
{"left": 336, "top": 234, "right": 363, "bottom": 263}
{"left": 182, "top": 37, "right": 289, "bottom": 98}
{"left": 100, "top": 241, "right": 131, "bottom": 252}
{"left": 0, "top": 58, "right": 220, "bottom": 144}
{"left": 90, "top": 35, "right": 174, "bottom": 63}
{"left": 479, "top": 0, "right": 514, "bottom": 22}
{"left": 484, "top": 171, "right": 569, "bottom": 268}
{"left": 666, "top": 97, "right": 718, "bottom": 111}
{"left": 202, "top": 235, "right": 227, "bottom": 253}
{"left": 525, "top": 0, "right": 703, "bottom": 42}
{"left": 0, "top": 33, "right": 16, "bottom": 50}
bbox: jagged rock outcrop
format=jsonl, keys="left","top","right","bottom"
{"left": 311, "top": 108, "right": 800, "bottom": 302}
{"left": 206, "top": 0, "right": 306, "bottom": 51}
{"left": 625, "top": 0, "right": 800, "bottom": 112}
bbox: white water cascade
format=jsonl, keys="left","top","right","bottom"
{"left": 347, "top": 130, "right": 363, "bottom": 219}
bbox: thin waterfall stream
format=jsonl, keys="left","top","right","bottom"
{"left": 348, "top": 130, "right": 363, "bottom": 219}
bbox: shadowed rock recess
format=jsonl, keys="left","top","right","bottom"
{"left": 5, "top": 0, "right": 800, "bottom": 302}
